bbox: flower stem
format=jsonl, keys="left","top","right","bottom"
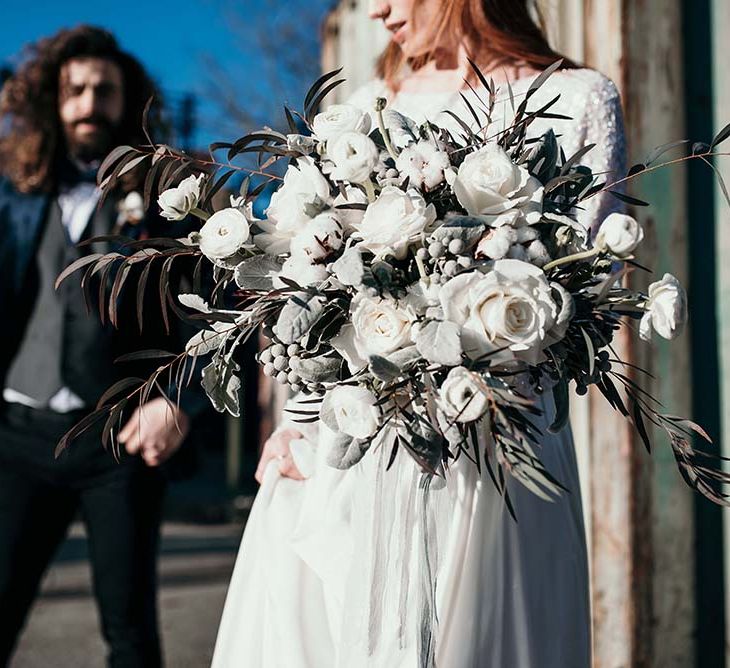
{"left": 375, "top": 97, "right": 399, "bottom": 162}
{"left": 363, "top": 178, "right": 377, "bottom": 203}
{"left": 542, "top": 247, "right": 601, "bottom": 272}
{"left": 415, "top": 253, "right": 429, "bottom": 283}
{"left": 190, "top": 207, "right": 210, "bottom": 221}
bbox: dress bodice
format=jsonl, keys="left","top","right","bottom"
{"left": 347, "top": 68, "right": 626, "bottom": 232}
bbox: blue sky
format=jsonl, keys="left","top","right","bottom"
{"left": 1, "top": 0, "right": 335, "bottom": 148}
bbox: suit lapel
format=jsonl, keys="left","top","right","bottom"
{"left": 9, "top": 188, "right": 49, "bottom": 293}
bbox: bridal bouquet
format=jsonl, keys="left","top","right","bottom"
{"left": 60, "top": 64, "right": 729, "bottom": 507}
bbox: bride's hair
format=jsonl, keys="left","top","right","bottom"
{"left": 376, "top": 0, "right": 576, "bottom": 89}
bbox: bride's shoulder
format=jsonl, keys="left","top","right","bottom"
{"left": 344, "top": 79, "right": 390, "bottom": 111}
{"left": 552, "top": 67, "right": 621, "bottom": 104}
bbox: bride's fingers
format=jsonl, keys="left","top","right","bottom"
{"left": 278, "top": 454, "right": 305, "bottom": 480}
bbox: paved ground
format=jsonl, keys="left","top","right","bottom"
{"left": 11, "top": 521, "right": 246, "bottom": 668}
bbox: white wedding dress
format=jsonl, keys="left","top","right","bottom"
{"left": 213, "top": 68, "right": 626, "bottom": 668}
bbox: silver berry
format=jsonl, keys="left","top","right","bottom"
{"left": 273, "top": 356, "right": 288, "bottom": 371}
{"left": 263, "top": 362, "right": 276, "bottom": 377}
{"left": 448, "top": 239, "right": 464, "bottom": 254}
{"left": 287, "top": 344, "right": 300, "bottom": 357}
{"left": 287, "top": 371, "right": 301, "bottom": 385}
{"left": 443, "top": 260, "right": 457, "bottom": 276}
{"left": 271, "top": 343, "right": 286, "bottom": 357}
{"left": 259, "top": 347, "right": 273, "bottom": 364}
{"left": 428, "top": 242, "right": 444, "bottom": 258}
{"left": 276, "top": 370, "right": 289, "bottom": 384}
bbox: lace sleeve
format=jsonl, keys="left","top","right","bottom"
{"left": 575, "top": 75, "right": 627, "bottom": 235}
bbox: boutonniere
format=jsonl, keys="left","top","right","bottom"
{"left": 115, "top": 191, "right": 145, "bottom": 232}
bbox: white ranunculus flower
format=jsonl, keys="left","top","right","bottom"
{"left": 395, "top": 139, "right": 451, "bottom": 190}
{"left": 439, "top": 366, "right": 489, "bottom": 423}
{"left": 198, "top": 208, "right": 251, "bottom": 261}
{"left": 289, "top": 212, "right": 344, "bottom": 261}
{"left": 257, "top": 157, "right": 332, "bottom": 254}
{"left": 274, "top": 255, "right": 329, "bottom": 288}
{"left": 639, "top": 273, "right": 687, "bottom": 341}
{"left": 353, "top": 186, "right": 437, "bottom": 259}
{"left": 331, "top": 294, "right": 413, "bottom": 371}
{"left": 328, "top": 131, "right": 380, "bottom": 183}
{"left": 158, "top": 174, "right": 204, "bottom": 220}
{"left": 440, "top": 260, "right": 559, "bottom": 364}
{"left": 323, "top": 385, "right": 380, "bottom": 439}
{"left": 452, "top": 144, "right": 543, "bottom": 224}
{"left": 312, "top": 104, "right": 372, "bottom": 143}
{"left": 333, "top": 185, "right": 368, "bottom": 232}
{"left": 595, "top": 213, "right": 644, "bottom": 258}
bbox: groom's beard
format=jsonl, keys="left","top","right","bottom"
{"left": 62, "top": 114, "right": 121, "bottom": 164}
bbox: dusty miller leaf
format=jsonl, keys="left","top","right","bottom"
{"left": 415, "top": 320, "right": 463, "bottom": 366}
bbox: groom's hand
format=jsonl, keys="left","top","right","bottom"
{"left": 118, "top": 397, "right": 190, "bottom": 467}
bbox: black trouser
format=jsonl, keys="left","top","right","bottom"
{"left": 0, "top": 402, "right": 165, "bottom": 668}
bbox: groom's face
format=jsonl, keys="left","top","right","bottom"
{"left": 58, "top": 57, "right": 125, "bottom": 163}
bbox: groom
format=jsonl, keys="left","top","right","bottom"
{"left": 0, "top": 26, "right": 201, "bottom": 667}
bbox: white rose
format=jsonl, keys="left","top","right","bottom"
{"left": 353, "top": 186, "right": 436, "bottom": 259}
{"left": 274, "top": 255, "right": 329, "bottom": 288}
{"left": 595, "top": 213, "right": 644, "bottom": 258}
{"left": 198, "top": 208, "right": 251, "bottom": 261}
{"left": 333, "top": 185, "right": 368, "bottom": 232}
{"left": 289, "top": 212, "right": 344, "bottom": 261}
{"left": 158, "top": 174, "right": 204, "bottom": 220}
{"left": 331, "top": 294, "right": 413, "bottom": 371}
{"left": 328, "top": 131, "right": 380, "bottom": 183}
{"left": 452, "top": 144, "right": 542, "bottom": 223}
{"left": 258, "top": 157, "right": 332, "bottom": 254}
{"left": 439, "top": 366, "right": 489, "bottom": 423}
{"left": 312, "top": 104, "right": 371, "bottom": 143}
{"left": 322, "top": 385, "right": 379, "bottom": 439}
{"left": 395, "top": 139, "right": 451, "bottom": 190}
{"left": 440, "top": 260, "right": 559, "bottom": 364}
{"left": 639, "top": 273, "right": 687, "bottom": 341}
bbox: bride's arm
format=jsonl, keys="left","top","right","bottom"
{"left": 575, "top": 74, "right": 628, "bottom": 235}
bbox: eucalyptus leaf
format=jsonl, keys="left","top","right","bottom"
{"left": 407, "top": 417, "right": 443, "bottom": 471}
{"left": 548, "top": 376, "right": 569, "bottom": 434}
{"left": 201, "top": 361, "right": 241, "bottom": 416}
{"left": 234, "top": 255, "right": 284, "bottom": 290}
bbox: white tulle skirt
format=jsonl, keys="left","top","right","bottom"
{"left": 212, "top": 394, "right": 590, "bottom": 668}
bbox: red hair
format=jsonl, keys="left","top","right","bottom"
{"left": 376, "top": 0, "right": 577, "bottom": 90}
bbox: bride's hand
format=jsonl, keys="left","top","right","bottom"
{"left": 255, "top": 428, "right": 306, "bottom": 483}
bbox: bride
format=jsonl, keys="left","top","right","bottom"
{"left": 213, "top": 0, "right": 625, "bottom": 666}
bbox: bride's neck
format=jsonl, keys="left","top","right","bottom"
{"left": 396, "top": 43, "right": 539, "bottom": 95}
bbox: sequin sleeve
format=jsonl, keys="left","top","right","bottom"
{"left": 575, "top": 75, "right": 627, "bottom": 235}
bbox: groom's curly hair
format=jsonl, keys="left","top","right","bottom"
{"left": 0, "top": 25, "right": 163, "bottom": 194}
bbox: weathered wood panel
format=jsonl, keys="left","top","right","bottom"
{"left": 710, "top": 1, "right": 730, "bottom": 664}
